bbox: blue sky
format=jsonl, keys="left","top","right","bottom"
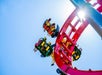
{"left": 0, "top": 0, "right": 102, "bottom": 75}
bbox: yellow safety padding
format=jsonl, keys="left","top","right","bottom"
{"left": 50, "top": 27, "right": 55, "bottom": 31}
{"left": 41, "top": 42, "right": 45, "bottom": 46}
{"left": 72, "top": 51, "right": 75, "bottom": 55}
{"left": 46, "top": 46, "right": 50, "bottom": 51}
{"left": 76, "top": 55, "right": 79, "bottom": 59}
{"left": 46, "top": 21, "right": 50, "bottom": 26}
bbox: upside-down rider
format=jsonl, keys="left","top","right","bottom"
{"left": 43, "top": 18, "right": 59, "bottom": 38}
{"left": 72, "top": 45, "right": 82, "bottom": 61}
{"left": 61, "top": 37, "right": 82, "bottom": 61}
{"left": 34, "top": 37, "right": 55, "bottom": 66}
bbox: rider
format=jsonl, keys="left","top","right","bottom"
{"left": 34, "top": 37, "right": 56, "bottom": 65}
{"left": 62, "top": 37, "right": 72, "bottom": 48}
{"left": 43, "top": 18, "right": 51, "bottom": 32}
{"left": 72, "top": 46, "right": 82, "bottom": 61}
{"left": 34, "top": 37, "right": 46, "bottom": 51}
{"left": 47, "top": 23, "right": 56, "bottom": 36}
{"left": 34, "top": 37, "right": 47, "bottom": 57}
{"left": 43, "top": 18, "right": 59, "bottom": 38}
{"left": 50, "top": 23, "right": 59, "bottom": 38}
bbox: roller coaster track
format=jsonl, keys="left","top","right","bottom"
{"left": 54, "top": 0, "right": 102, "bottom": 75}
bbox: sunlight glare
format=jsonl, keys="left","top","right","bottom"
{"left": 77, "top": 10, "right": 86, "bottom": 21}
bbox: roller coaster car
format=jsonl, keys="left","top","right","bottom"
{"left": 35, "top": 37, "right": 53, "bottom": 57}
{"left": 56, "top": 68, "right": 66, "bottom": 75}
{"left": 43, "top": 18, "right": 59, "bottom": 38}
{"left": 72, "top": 46, "right": 82, "bottom": 61}
{"left": 43, "top": 18, "right": 51, "bottom": 31}
{"left": 62, "top": 37, "right": 72, "bottom": 48}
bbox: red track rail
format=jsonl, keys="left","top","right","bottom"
{"left": 54, "top": 0, "right": 102, "bottom": 75}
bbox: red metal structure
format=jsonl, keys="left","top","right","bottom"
{"left": 54, "top": 0, "right": 102, "bottom": 75}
